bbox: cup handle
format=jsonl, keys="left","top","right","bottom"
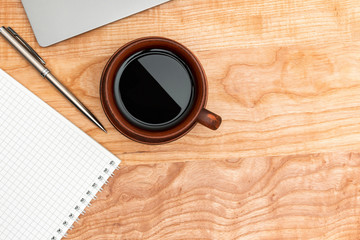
{"left": 197, "top": 108, "right": 222, "bottom": 130}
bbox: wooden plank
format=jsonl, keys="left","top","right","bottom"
{"left": 66, "top": 153, "right": 360, "bottom": 239}
{"left": 1, "top": 1, "right": 360, "bottom": 165}
{"left": 2, "top": 1, "right": 360, "bottom": 238}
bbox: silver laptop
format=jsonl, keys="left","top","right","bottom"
{"left": 21, "top": 0, "right": 170, "bottom": 47}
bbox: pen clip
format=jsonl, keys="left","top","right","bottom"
{"left": 7, "top": 27, "right": 46, "bottom": 65}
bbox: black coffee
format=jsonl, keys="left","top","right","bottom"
{"left": 114, "top": 49, "right": 195, "bottom": 131}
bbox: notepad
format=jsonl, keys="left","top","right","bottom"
{"left": 0, "top": 69, "right": 121, "bottom": 240}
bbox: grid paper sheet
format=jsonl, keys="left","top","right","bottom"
{"left": 0, "top": 69, "right": 121, "bottom": 240}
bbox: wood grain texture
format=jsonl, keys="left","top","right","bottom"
{"left": 2, "top": 1, "right": 360, "bottom": 238}
{"left": 2, "top": 1, "right": 360, "bottom": 164}
{"left": 66, "top": 153, "right": 360, "bottom": 239}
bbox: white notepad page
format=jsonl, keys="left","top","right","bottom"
{"left": 0, "top": 69, "right": 121, "bottom": 240}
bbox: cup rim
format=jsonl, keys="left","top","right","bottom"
{"left": 100, "top": 37, "right": 208, "bottom": 144}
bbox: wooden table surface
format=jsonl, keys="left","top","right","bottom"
{"left": 67, "top": 153, "right": 360, "bottom": 239}
{"left": 2, "top": 0, "right": 360, "bottom": 239}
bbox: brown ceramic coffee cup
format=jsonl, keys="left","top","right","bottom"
{"left": 100, "top": 37, "right": 221, "bottom": 144}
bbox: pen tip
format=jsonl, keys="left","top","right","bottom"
{"left": 101, "top": 127, "right": 107, "bottom": 133}
{"left": 96, "top": 123, "right": 107, "bottom": 133}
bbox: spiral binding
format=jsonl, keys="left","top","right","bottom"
{"left": 51, "top": 160, "right": 118, "bottom": 239}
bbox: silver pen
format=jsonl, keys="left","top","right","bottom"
{"left": 0, "top": 26, "right": 107, "bottom": 133}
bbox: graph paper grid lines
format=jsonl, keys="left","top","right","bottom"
{"left": 0, "top": 69, "right": 121, "bottom": 240}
